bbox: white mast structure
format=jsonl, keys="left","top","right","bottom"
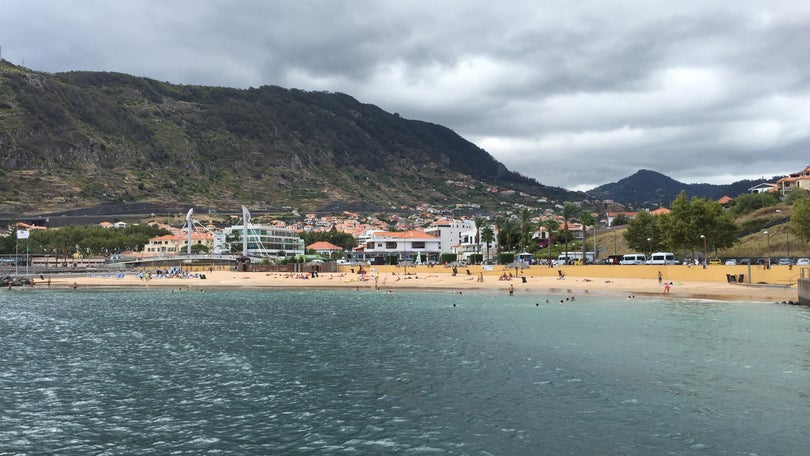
{"left": 242, "top": 205, "right": 251, "bottom": 256}
{"left": 186, "top": 209, "right": 194, "bottom": 255}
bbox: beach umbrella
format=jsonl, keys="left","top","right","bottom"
{"left": 398, "top": 259, "right": 415, "bottom": 274}
{"left": 505, "top": 261, "right": 530, "bottom": 274}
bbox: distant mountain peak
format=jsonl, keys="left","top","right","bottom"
{"left": 587, "top": 169, "right": 774, "bottom": 208}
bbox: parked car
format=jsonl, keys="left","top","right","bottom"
{"left": 724, "top": 259, "right": 737, "bottom": 266}
{"left": 708, "top": 258, "right": 723, "bottom": 265}
{"left": 738, "top": 258, "right": 751, "bottom": 265}
{"left": 796, "top": 258, "right": 810, "bottom": 265}
{"left": 778, "top": 258, "right": 793, "bottom": 265}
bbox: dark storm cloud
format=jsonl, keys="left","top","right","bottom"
{"left": 2, "top": 0, "right": 809, "bottom": 190}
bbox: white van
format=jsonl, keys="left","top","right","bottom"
{"left": 619, "top": 253, "right": 647, "bottom": 265}
{"left": 647, "top": 252, "right": 676, "bottom": 265}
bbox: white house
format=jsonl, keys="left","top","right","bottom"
{"left": 361, "top": 230, "right": 440, "bottom": 261}
{"left": 748, "top": 182, "right": 778, "bottom": 194}
{"left": 424, "top": 219, "right": 477, "bottom": 253}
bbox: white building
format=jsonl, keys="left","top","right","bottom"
{"left": 213, "top": 224, "right": 304, "bottom": 258}
{"left": 424, "top": 219, "right": 477, "bottom": 253}
{"left": 361, "top": 230, "right": 440, "bottom": 261}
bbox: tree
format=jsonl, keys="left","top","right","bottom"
{"left": 474, "top": 217, "right": 488, "bottom": 262}
{"left": 480, "top": 225, "right": 495, "bottom": 262}
{"left": 624, "top": 211, "right": 664, "bottom": 254}
{"left": 611, "top": 213, "right": 630, "bottom": 226}
{"left": 561, "top": 202, "right": 578, "bottom": 257}
{"left": 786, "top": 187, "right": 810, "bottom": 205}
{"left": 499, "top": 218, "right": 519, "bottom": 252}
{"left": 664, "top": 192, "right": 738, "bottom": 255}
{"left": 729, "top": 192, "right": 780, "bottom": 214}
{"left": 790, "top": 197, "right": 810, "bottom": 242}
{"left": 518, "top": 208, "right": 534, "bottom": 253}
{"left": 579, "top": 210, "right": 596, "bottom": 258}
{"left": 190, "top": 244, "right": 209, "bottom": 254}
{"left": 493, "top": 216, "right": 506, "bottom": 254}
{"left": 542, "top": 218, "right": 560, "bottom": 265}
{"left": 299, "top": 230, "right": 358, "bottom": 252}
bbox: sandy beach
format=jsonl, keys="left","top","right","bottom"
{"left": 33, "top": 267, "right": 801, "bottom": 303}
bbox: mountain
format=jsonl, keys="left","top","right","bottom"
{"left": 586, "top": 169, "right": 776, "bottom": 208}
{"left": 0, "top": 60, "right": 578, "bottom": 216}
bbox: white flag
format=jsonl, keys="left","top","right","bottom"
{"left": 16, "top": 229, "right": 29, "bottom": 239}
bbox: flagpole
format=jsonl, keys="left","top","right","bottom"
{"left": 15, "top": 238, "right": 18, "bottom": 276}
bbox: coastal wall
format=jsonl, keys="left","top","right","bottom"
{"left": 799, "top": 279, "right": 810, "bottom": 305}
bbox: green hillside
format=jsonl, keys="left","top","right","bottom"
{"left": 0, "top": 60, "right": 577, "bottom": 215}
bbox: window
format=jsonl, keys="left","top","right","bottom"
{"left": 412, "top": 241, "right": 425, "bottom": 249}
{"left": 386, "top": 242, "right": 398, "bottom": 249}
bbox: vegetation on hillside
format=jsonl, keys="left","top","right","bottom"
{"left": 0, "top": 60, "right": 576, "bottom": 215}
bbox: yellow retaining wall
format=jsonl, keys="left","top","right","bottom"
{"left": 340, "top": 264, "right": 808, "bottom": 286}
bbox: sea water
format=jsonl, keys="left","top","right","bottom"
{"left": 2, "top": 288, "right": 810, "bottom": 455}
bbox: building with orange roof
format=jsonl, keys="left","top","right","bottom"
{"left": 716, "top": 196, "right": 733, "bottom": 206}
{"left": 776, "top": 166, "right": 810, "bottom": 195}
{"left": 143, "top": 232, "right": 214, "bottom": 256}
{"left": 307, "top": 241, "right": 343, "bottom": 256}
{"left": 650, "top": 207, "right": 671, "bottom": 215}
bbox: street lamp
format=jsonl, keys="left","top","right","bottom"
{"left": 764, "top": 230, "right": 770, "bottom": 269}
{"left": 647, "top": 237, "right": 652, "bottom": 257}
{"left": 700, "top": 234, "right": 707, "bottom": 268}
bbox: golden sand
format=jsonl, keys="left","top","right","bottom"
{"left": 35, "top": 263, "right": 802, "bottom": 303}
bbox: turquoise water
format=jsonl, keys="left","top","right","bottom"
{"left": 2, "top": 288, "right": 810, "bottom": 455}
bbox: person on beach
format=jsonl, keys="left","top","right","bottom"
{"left": 664, "top": 282, "right": 671, "bottom": 294}
{"left": 508, "top": 284, "right": 514, "bottom": 296}
{"left": 658, "top": 271, "right": 662, "bottom": 285}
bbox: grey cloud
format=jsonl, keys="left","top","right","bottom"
{"left": 2, "top": 0, "right": 810, "bottom": 190}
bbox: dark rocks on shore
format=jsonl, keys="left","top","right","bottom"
{"left": 2, "top": 276, "right": 33, "bottom": 287}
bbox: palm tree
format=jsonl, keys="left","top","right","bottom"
{"left": 500, "top": 218, "right": 519, "bottom": 254}
{"left": 518, "top": 208, "right": 534, "bottom": 253}
{"left": 474, "top": 217, "right": 488, "bottom": 263}
{"left": 494, "top": 216, "right": 506, "bottom": 255}
{"left": 579, "top": 210, "right": 596, "bottom": 262}
{"left": 481, "top": 225, "right": 495, "bottom": 263}
{"left": 562, "top": 203, "right": 578, "bottom": 260}
{"left": 543, "top": 218, "right": 559, "bottom": 265}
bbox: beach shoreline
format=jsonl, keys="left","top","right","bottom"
{"left": 25, "top": 269, "right": 800, "bottom": 303}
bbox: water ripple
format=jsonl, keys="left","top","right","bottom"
{"left": 1, "top": 289, "right": 809, "bottom": 454}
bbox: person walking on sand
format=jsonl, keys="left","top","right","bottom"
{"left": 658, "top": 271, "right": 662, "bottom": 285}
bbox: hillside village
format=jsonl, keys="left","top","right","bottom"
{"left": 7, "top": 165, "right": 810, "bottom": 268}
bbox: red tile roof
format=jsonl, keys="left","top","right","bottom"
{"left": 306, "top": 241, "right": 342, "bottom": 251}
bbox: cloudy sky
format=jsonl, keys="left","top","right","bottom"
{"left": 2, "top": 0, "right": 809, "bottom": 191}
